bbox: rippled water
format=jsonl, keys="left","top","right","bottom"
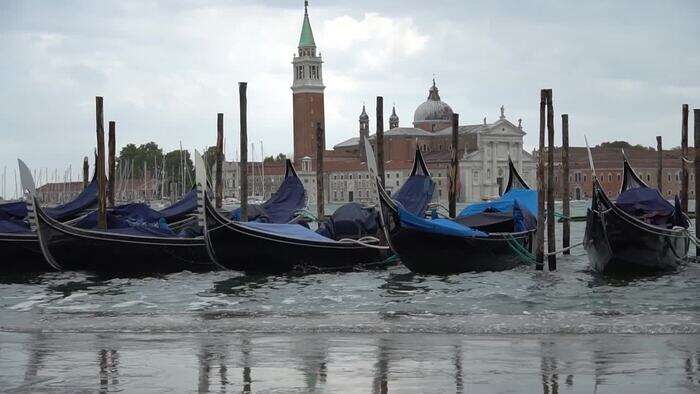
{"left": 1, "top": 221, "right": 699, "bottom": 392}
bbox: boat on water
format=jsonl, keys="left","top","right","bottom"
{"left": 22, "top": 157, "right": 215, "bottom": 274}
{"left": 376, "top": 158, "right": 536, "bottom": 274}
{"left": 584, "top": 154, "right": 690, "bottom": 274}
{"left": 0, "top": 170, "right": 99, "bottom": 272}
{"left": 203, "top": 150, "right": 435, "bottom": 274}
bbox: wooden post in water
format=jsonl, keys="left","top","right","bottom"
{"left": 316, "top": 122, "right": 325, "bottom": 220}
{"left": 656, "top": 136, "right": 663, "bottom": 193}
{"left": 238, "top": 82, "right": 248, "bottom": 222}
{"left": 561, "top": 114, "right": 571, "bottom": 255}
{"left": 545, "top": 89, "right": 556, "bottom": 271}
{"left": 82, "top": 156, "right": 89, "bottom": 189}
{"left": 215, "top": 113, "right": 224, "bottom": 209}
{"left": 681, "top": 104, "right": 689, "bottom": 213}
{"left": 535, "top": 90, "right": 546, "bottom": 270}
{"left": 376, "top": 96, "right": 385, "bottom": 188}
{"left": 449, "top": 113, "right": 459, "bottom": 218}
{"left": 108, "top": 121, "right": 116, "bottom": 207}
{"left": 695, "top": 108, "right": 700, "bottom": 256}
{"left": 95, "top": 97, "right": 107, "bottom": 230}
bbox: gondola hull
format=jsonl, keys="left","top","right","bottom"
{"left": 0, "top": 233, "right": 48, "bottom": 272}
{"left": 205, "top": 200, "right": 388, "bottom": 274}
{"left": 389, "top": 227, "right": 533, "bottom": 274}
{"left": 35, "top": 201, "right": 213, "bottom": 274}
{"left": 584, "top": 207, "right": 689, "bottom": 274}
{"left": 380, "top": 197, "right": 534, "bottom": 274}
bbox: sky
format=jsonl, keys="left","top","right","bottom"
{"left": 1, "top": 0, "right": 699, "bottom": 198}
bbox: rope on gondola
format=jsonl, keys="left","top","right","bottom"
{"left": 292, "top": 209, "right": 320, "bottom": 223}
{"left": 682, "top": 156, "right": 694, "bottom": 164}
{"left": 544, "top": 241, "right": 584, "bottom": 256}
{"left": 503, "top": 234, "right": 537, "bottom": 265}
{"left": 338, "top": 236, "right": 391, "bottom": 250}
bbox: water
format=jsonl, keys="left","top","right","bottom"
{"left": 1, "top": 222, "right": 699, "bottom": 392}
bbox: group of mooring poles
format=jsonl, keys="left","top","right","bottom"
{"left": 533, "top": 89, "right": 580, "bottom": 271}
{"left": 93, "top": 96, "right": 118, "bottom": 231}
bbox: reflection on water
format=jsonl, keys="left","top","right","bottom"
{"left": 1, "top": 332, "right": 698, "bottom": 393}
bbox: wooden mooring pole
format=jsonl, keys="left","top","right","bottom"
{"left": 545, "top": 89, "right": 556, "bottom": 271}
{"left": 108, "top": 121, "right": 116, "bottom": 207}
{"left": 316, "top": 122, "right": 325, "bottom": 220}
{"left": 376, "top": 96, "right": 385, "bottom": 188}
{"left": 82, "top": 156, "right": 89, "bottom": 189}
{"left": 694, "top": 108, "right": 700, "bottom": 256}
{"left": 535, "top": 90, "right": 546, "bottom": 270}
{"left": 561, "top": 114, "right": 570, "bottom": 255}
{"left": 95, "top": 97, "right": 107, "bottom": 230}
{"left": 681, "top": 104, "right": 689, "bottom": 213}
{"left": 656, "top": 136, "right": 663, "bottom": 192}
{"left": 238, "top": 82, "right": 248, "bottom": 222}
{"left": 215, "top": 113, "right": 224, "bottom": 209}
{"left": 449, "top": 113, "right": 459, "bottom": 217}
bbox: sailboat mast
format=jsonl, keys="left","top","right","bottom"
{"left": 260, "top": 140, "right": 265, "bottom": 199}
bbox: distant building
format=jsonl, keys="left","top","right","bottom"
{"left": 545, "top": 147, "right": 692, "bottom": 201}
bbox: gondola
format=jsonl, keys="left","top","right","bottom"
{"left": 0, "top": 169, "right": 99, "bottom": 272}
{"left": 584, "top": 154, "right": 690, "bottom": 274}
{"left": 376, "top": 158, "right": 536, "bottom": 274}
{"left": 24, "top": 157, "right": 215, "bottom": 274}
{"left": 203, "top": 151, "right": 435, "bottom": 274}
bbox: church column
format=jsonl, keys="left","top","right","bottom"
{"left": 517, "top": 142, "right": 523, "bottom": 173}
{"left": 490, "top": 141, "right": 497, "bottom": 195}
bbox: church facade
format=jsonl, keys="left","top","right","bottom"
{"left": 218, "top": 2, "right": 536, "bottom": 205}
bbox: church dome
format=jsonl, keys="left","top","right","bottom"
{"left": 413, "top": 79, "right": 453, "bottom": 124}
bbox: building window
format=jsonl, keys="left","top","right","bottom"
{"left": 473, "top": 170, "right": 480, "bottom": 185}
{"left": 387, "top": 173, "right": 391, "bottom": 178}
{"left": 396, "top": 180, "right": 399, "bottom": 186}
{"left": 668, "top": 174, "right": 671, "bottom": 182}
{"left": 583, "top": 175, "right": 587, "bottom": 182}
{"left": 646, "top": 174, "right": 650, "bottom": 182}
{"left": 311, "top": 65, "right": 317, "bottom": 79}
{"left": 617, "top": 174, "right": 621, "bottom": 181}
{"left": 349, "top": 174, "right": 353, "bottom": 180}
{"left": 608, "top": 174, "right": 612, "bottom": 182}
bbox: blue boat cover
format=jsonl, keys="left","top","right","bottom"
{"left": 44, "top": 177, "right": 98, "bottom": 221}
{"left": 0, "top": 201, "right": 27, "bottom": 220}
{"left": 316, "top": 202, "right": 378, "bottom": 240}
{"left": 616, "top": 187, "right": 674, "bottom": 216}
{"left": 231, "top": 174, "right": 306, "bottom": 223}
{"left": 459, "top": 189, "right": 538, "bottom": 218}
{"left": 0, "top": 218, "right": 31, "bottom": 233}
{"left": 398, "top": 203, "right": 487, "bottom": 238}
{"left": 0, "top": 177, "right": 97, "bottom": 222}
{"left": 159, "top": 189, "right": 197, "bottom": 222}
{"left": 393, "top": 175, "right": 435, "bottom": 216}
{"left": 241, "top": 221, "right": 336, "bottom": 243}
{"left": 75, "top": 203, "right": 165, "bottom": 229}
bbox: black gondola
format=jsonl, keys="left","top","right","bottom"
{"left": 584, "top": 155, "right": 690, "bottom": 274}
{"left": 202, "top": 151, "right": 437, "bottom": 274}
{"left": 377, "top": 158, "right": 536, "bottom": 274}
{"left": 28, "top": 156, "right": 215, "bottom": 274}
{"left": 0, "top": 170, "right": 99, "bottom": 272}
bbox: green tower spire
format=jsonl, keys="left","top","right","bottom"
{"left": 299, "top": 1, "right": 316, "bottom": 48}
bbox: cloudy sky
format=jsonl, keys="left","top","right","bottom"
{"left": 1, "top": 0, "right": 698, "bottom": 196}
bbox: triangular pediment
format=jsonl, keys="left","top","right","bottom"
{"left": 481, "top": 119, "right": 526, "bottom": 136}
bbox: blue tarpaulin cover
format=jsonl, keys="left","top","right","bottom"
{"left": 0, "top": 177, "right": 97, "bottom": 222}
{"left": 392, "top": 175, "right": 435, "bottom": 216}
{"left": 616, "top": 187, "right": 674, "bottom": 216}
{"left": 241, "top": 221, "right": 337, "bottom": 243}
{"left": 0, "top": 201, "right": 27, "bottom": 220}
{"left": 398, "top": 203, "right": 487, "bottom": 238}
{"left": 316, "top": 202, "right": 378, "bottom": 240}
{"left": 459, "top": 189, "right": 538, "bottom": 218}
{"left": 0, "top": 218, "right": 31, "bottom": 233}
{"left": 75, "top": 203, "right": 164, "bottom": 229}
{"left": 159, "top": 190, "right": 197, "bottom": 222}
{"left": 231, "top": 174, "right": 306, "bottom": 223}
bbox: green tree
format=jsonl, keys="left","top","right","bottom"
{"left": 116, "top": 142, "right": 163, "bottom": 179}
{"left": 163, "top": 149, "right": 194, "bottom": 192}
{"left": 264, "top": 153, "right": 287, "bottom": 163}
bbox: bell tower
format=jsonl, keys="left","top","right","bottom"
{"left": 292, "top": 1, "right": 325, "bottom": 162}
